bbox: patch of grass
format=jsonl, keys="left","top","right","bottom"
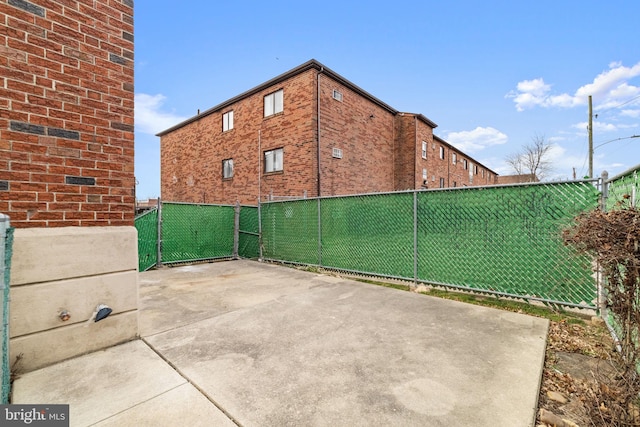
{"left": 354, "top": 277, "right": 587, "bottom": 325}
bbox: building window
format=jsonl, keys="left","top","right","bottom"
{"left": 452, "top": 153, "right": 457, "bottom": 164}
{"left": 223, "top": 159, "right": 233, "bottom": 179}
{"left": 264, "top": 89, "right": 284, "bottom": 117}
{"left": 453, "top": 181, "right": 457, "bottom": 187}
{"left": 481, "top": 169, "right": 485, "bottom": 178}
{"left": 439, "top": 146, "right": 445, "bottom": 160}
{"left": 421, "top": 141, "right": 427, "bottom": 159}
{"left": 264, "top": 148, "right": 283, "bottom": 173}
{"left": 463, "top": 159, "right": 468, "bottom": 170}
{"left": 222, "top": 111, "right": 233, "bottom": 132}
{"left": 332, "top": 89, "right": 343, "bottom": 102}
{"left": 474, "top": 164, "right": 478, "bottom": 175}
{"left": 422, "top": 168, "right": 427, "bottom": 180}
{"left": 439, "top": 178, "right": 445, "bottom": 188}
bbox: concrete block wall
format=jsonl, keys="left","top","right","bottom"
{"left": 9, "top": 226, "right": 138, "bottom": 372}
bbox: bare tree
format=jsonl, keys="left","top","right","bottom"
{"left": 505, "top": 134, "right": 554, "bottom": 181}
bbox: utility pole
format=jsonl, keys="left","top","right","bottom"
{"left": 588, "top": 95, "right": 593, "bottom": 178}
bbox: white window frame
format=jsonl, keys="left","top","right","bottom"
{"left": 421, "top": 141, "right": 427, "bottom": 159}
{"left": 222, "top": 110, "right": 233, "bottom": 132}
{"left": 422, "top": 168, "right": 427, "bottom": 180}
{"left": 439, "top": 177, "right": 445, "bottom": 188}
{"left": 264, "top": 148, "right": 283, "bottom": 173}
{"left": 332, "top": 89, "right": 343, "bottom": 102}
{"left": 222, "top": 158, "right": 233, "bottom": 179}
{"left": 463, "top": 159, "right": 468, "bottom": 170}
{"left": 264, "top": 89, "right": 284, "bottom": 117}
{"left": 439, "top": 146, "right": 445, "bottom": 160}
{"left": 452, "top": 153, "right": 457, "bottom": 164}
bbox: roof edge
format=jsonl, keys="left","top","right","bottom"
{"left": 433, "top": 134, "right": 499, "bottom": 175}
{"left": 157, "top": 59, "right": 403, "bottom": 136}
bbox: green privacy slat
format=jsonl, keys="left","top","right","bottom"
{"left": 261, "top": 199, "right": 319, "bottom": 265}
{"left": 261, "top": 181, "right": 600, "bottom": 308}
{"left": 161, "top": 203, "right": 234, "bottom": 263}
{"left": 239, "top": 206, "right": 259, "bottom": 259}
{"left": 607, "top": 167, "right": 640, "bottom": 210}
{"left": 320, "top": 193, "right": 415, "bottom": 278}
{"left": 416, "top": 182, "right": 599, "bottom": 306}
{"left": 135, "top": 208, "right": 158, "bottom": 271}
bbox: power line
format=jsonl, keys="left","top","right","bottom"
{"left": 596, "top": 94, "right": 640, "bottom": 114}
{"left": 594, "top": 134, "right": 640, "bottom": 150}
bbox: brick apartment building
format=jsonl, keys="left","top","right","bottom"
{"left": 1, "top": 0, "right": 137, "bottom": 372}
{"left": 158, "top": 59, "right": 498, "bottom": 205}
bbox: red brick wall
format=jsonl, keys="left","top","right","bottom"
{"left": 0, "top": 0, "right": 135, "bottom": 227}
{"left": 414, "top": 118, "right": 435, "bottom": 189}
{"left": 319, "top": 74, "right": 395, "bottom": 196}
{"left": 161, "top": 70, "right": 317, "bottom": 204}
{"left": 393, "top": 114, "right": 416, "bottom": 191}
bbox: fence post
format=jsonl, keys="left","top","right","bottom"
{"left": 0, "top": 213, "right": 10, "bottom": 404}
{"left": 233, "top": 202, "right": 240, "bottom": 260}
{"left": 413, "top": 191, "right": 418, "bottom": 289}
{"left": 156, "top": 197, "right": 162, "bottom": 267}
{"left": 317, "top": 198, "right": 322, "bottom": 267}
{"left": 258, "top": 199, "right": 263, "bottom": 261}
{"left": 600, "top": 171, "right": 609, "bottom": 211}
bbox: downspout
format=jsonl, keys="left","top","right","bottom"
{"left": 316, "top": 67, "right": 324, "bottom": 267}
{"left": 316, "top": 67, "right": 324, "bottom": 197}
{"left": 414, "top": 116, "right": 418, "bottom": 189}
{"left": 447, "top": 146, "right": 450, "bottom": 187}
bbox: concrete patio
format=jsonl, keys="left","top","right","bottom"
{"left": 12, "top": 260, "right": 549, "bottom": 426}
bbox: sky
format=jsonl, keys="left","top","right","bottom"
{"left": 133, "top": 0, "right": 640, "bottom": 199}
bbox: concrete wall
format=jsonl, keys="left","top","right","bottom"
{"left": 9, "top": 226, "right": 138, "bottom": 372}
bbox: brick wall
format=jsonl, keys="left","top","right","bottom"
{"left": 0, "top": 0, "right": 135, "bottom": 227}
{"left": 319, "top": 74, "right": 395, "bottom": 196}
{"left": 159, "top": 61, "right": 498, "bottom": 205}
{"left": 161, "top": 70, "right": 317, "bottom": 205}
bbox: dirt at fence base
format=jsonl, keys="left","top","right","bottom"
{"left": 537, "top": 319, "right": 639, "bottom": 427}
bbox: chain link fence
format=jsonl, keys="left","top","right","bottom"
{"left": 1, "top": 214, "right": 13, "bottom": 404}
{"left": 135, "top": 208, "right": 158, "bottom": 271}
{"left": 134, "top": 202, "right": 260, "bottom": 269}
{"left": 239, "top": 206, "right": 259, "bottom": 259}
{"left": 602, "top": 164, "right": 640, "bottom": 358}
{"left": 262, "top": 180, "right": 600, "bottom": 308}
{"left": 606, "top": 165, "right": 640, "bottom": 210}
{"left": 161, "top": 202, "right": 235, "bottom": 264}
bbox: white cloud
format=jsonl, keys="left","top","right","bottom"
{"left": 135, "top": 93, "right": 188, "bottom": 135}
{"left": 572, "top": 121, "right": 638, "bottom": 133}
{"left": 620, "top": 109, "right": 640, "bottom": 118}
{"left": 445, "top": 126, "right": 508, "bottom": 153}
{"left": 507, "top": 61, "right": 640, "bottom": 112}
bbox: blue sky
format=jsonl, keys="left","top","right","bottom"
{"left": 133, "top": 0, "right": 640, "bottom": 199}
